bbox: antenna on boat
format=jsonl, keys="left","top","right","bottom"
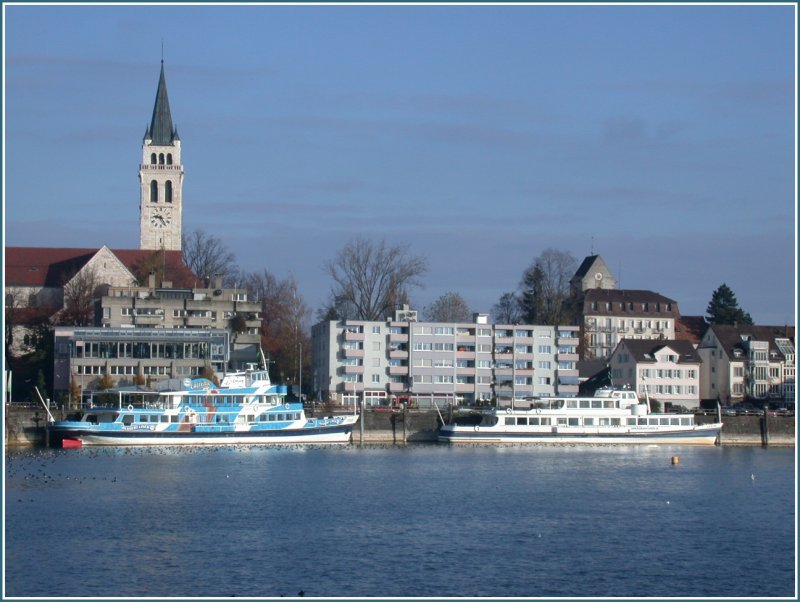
{"left": 34, "top": 386, "right": 56, "bottom": 422}
{"left": 641, "top": 377, "right": 652, "bottom": 414}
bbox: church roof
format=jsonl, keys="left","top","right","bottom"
{"left": 573, "top": 255, "right": 602, "bottom": 280}
{"left": 5, "top": 247, "right": 196, "bottom": 289}
{"left": 146, "top": 62, "right": 177, "bottom": 145}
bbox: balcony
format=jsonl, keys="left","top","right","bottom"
{"left": 388, "top": 365, "right": 408, "bottom": 376}
{"left": 343, "top": 330, "right": 365, "bottom": 342}
{"left": 342, "top": 365, "right": 364, "bottom": 375}
{"left": 389, "top": 332, "right": 408, "bottom": 343}
{"left": 343, "top": 348, "right": 364, "bottom": 358}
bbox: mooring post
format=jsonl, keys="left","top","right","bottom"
{"left": 359, "top": 398, "right": 365, "bottom": 445}
{"left": 761, "top": 404, "right": 770, "bottom": 447}
{"left": 402, "top": 401, "right": 408, "bottom": 444}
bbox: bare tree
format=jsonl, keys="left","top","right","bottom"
{"left": 243, "top": 270, "right": 311, "bottom": 393}
{"left": 519, "top": 248, "right": 578, "bottom": 326}
{"left": 182, "top": 229, "right": 237, "bottom": 283}
{"left": 493, "top": 291, "right": 524, "bottom": 325}
{"left": 322, "top": 237, "right": 428, "bottom": 321}
{"left": 60, "top": 266, "right": 101, "bottom": 326}
{"left": 424, "top": 292, "right": 472, "bottom": 323}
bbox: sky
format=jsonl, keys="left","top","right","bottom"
{"left": 3, "top": 2, "right": 797, "bottom": 326}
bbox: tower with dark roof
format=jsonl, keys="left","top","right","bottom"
{"left": 139, "top": 61, "right": 184, "bottom": 251}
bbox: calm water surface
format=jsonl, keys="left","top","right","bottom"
{"left": 4, "top": 444, "right": 796, "bottom": 598}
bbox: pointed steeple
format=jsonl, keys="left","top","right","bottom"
{"left": 147, "top": 61, "right": 176, "bottom": 145}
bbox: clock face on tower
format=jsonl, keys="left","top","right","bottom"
{"left": 150, "top": 206, "right": 173, "bottom": 228}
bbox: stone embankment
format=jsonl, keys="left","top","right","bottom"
{"left": 4, "top": 405, "right": 795, "bottom": 447}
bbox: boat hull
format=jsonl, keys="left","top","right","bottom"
{"left": 50, "top": 421, "right": 357, "bottom": 447}
{"left": 438, "top": 424, "right": 722, "bottom": 445}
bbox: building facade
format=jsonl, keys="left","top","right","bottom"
{"left": 139, "top": 61, "right": 184, "bottom": 251}
{"left": 696, "top": 324, "right": 795, "bottom": 405}
{"left": 99, "top": 274, "right": 261, "bottom": 366}
{"left": 312, "top": 309, "right": 580, "bottom": 408}
{"left": 53, "top": 327, "right": 229, "bottom": 398}
{"left": 608, "top": 339, "right": 702, "bottom": 409}
{"left": 581, "top": 289, "right": 680, "bottom": 360}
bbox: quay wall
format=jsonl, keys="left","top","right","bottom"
{"left": 4, "top": 405, "right": 795, "bottom": 447}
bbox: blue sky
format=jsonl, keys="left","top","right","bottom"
{"left": 4, "top": 3, "right": 796, "bottom": 325}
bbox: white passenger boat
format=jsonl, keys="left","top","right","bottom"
{"left": 438, "top": 388, "right": 722, "bottom": 445}
{"left": 49, "top": 369, "right": 358, "bottom": 447}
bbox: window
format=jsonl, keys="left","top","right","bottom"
{"left": 165, "top": 181, "right": 173, "bottom": 203}
{"left": 150, "top": 180, "right": 158, "bottom": 202}
{"left": 371, "top": 374, "right": 381, "bottom": 384}
{"left": 372, "top": 326, "right": 381, "bottom": 334}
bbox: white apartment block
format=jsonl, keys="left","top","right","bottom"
{"left": 608, "top": 339, "right": 702, "bottom": 410}
{"left": 696, "top": 324, "right": 795, "bottom": 405}
{"left": 312, "top": 309, "right": 580, "bottom": 408}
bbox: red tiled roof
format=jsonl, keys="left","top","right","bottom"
{"left": 4, "top": 247, "right": 197, "bottom": 289}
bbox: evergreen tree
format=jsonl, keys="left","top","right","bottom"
{"left": 706, "top": 283, "right": 754, "bottom": 325}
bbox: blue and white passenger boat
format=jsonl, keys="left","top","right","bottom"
{"left": 49, "top": 369, "right": 358, "bottom": 447}
{"left": 438, "top": 388, "right": 722, "bottom": 445}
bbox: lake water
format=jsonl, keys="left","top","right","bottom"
{"left": 4, "top": 444, "right": 796, "bottom": 598}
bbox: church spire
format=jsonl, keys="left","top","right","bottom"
{"left": 146, "top": 61, "right": 176, "bottom": 145}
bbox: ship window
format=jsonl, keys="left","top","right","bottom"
{"left": 681, "top": 418, "right": 692, "bottom": 425}
{"left": 516, "top": 417, "right": 527, "bottom": 426}
{"left": 599, "top": 417, "right": 610, "bottom": 426}
{"left": 638, "top": 418, "right": 647, "bottom": 425}
{"left": 567, "top": 400, "right": 578, "bottom": 409}
{"left": 627, "top": 418, "right": 636, "bottom": 425}
{"left": 269, "top": 415, "right": 276, "bottom": 422}
{"left": 541, "top": 418, "right": 551, "bottom": 426}
{"left": 670, "top": 418, "right": 680, "bottom": 425}
{"left": 660, "top": 418, "right": 670, "bottom": 425}
{"left": 580, "top": 400, "right": 590, "bottom": 409}
{"left": 122, "top": 415, "right": 134, "bottom": 426}
{"left": 171, "top": 415, "right": 179, "bottom": 423}
{"left": 584, "top": 418, "right": 594, "bottom": 426}
{"left": 568, "top": 417, "right": 579, "bottom": 426}
{"left": 558, "top": 418, "right": 567, "bottom": 425}
{"left": 591, "top": 400, "right": 602, "bottom": 409}
{"left": 604, "top": 400, "right": 615, "bottom": 409}
{"left": 530, "top": 417, "right": 540, "bottom": 426}
{"left": 140, "top": 415, "right": 148, "bottom": 423}
{"left": 505, "top": 417, "right": 515, "bottom": 425}
{"left": 649, "top": 418, "right": 659, "bottom": 426}
{"left": 160, "top": 416, "right": 168, "bottom": 423}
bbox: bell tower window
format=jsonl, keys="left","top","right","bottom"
{"left": 165, "top": 181, "right": 173, "bottom": 203}
{"left": 150, "top": 153, "right": 157, "bottom": 164}
{"left": 158, "top": 153, "right": 165, "bottom": 165}
{"left": 167, "top": 154, "right": 173, "bottom": 165}
{"left": 150, "top": 180, "right": 158, "bottom": 203}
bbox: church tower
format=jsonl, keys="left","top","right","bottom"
{"left": 139, "top": 61, "right": 183, "bottom": 251}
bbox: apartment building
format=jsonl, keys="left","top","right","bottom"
{"left": 696, "top": 324, "right": 795, "bottom": 405}
{"left": 311, "top": 308, "right": 580, "bottom": 408}
{"left": 582, "top": 289, "right": 680, "bottom": 359}
{"left": 608, "top": 339, "right": 702, "bottom": 409}
{"left": 99, "top": 274, "right": 262, "bottom": 368}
